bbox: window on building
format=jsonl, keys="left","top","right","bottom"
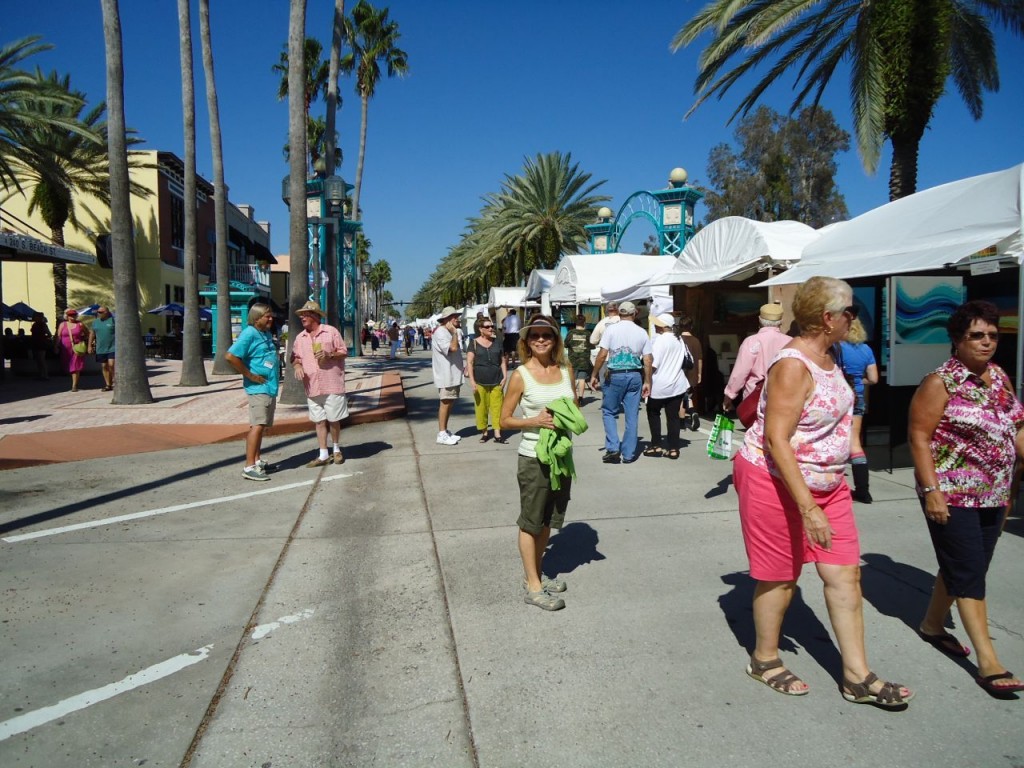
{"left": 170, "top": 194, "right": 184, "bottom": 250}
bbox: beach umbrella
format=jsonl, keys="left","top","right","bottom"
{"left": 75, "top": 304, "right": 101, "bottom": 316}
{"left": 147, "top": 302, "right": 185, "bottom": 316}
{"left": 4, "top": 301, "right": 37, "bottom": 321}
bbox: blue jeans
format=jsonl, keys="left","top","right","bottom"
{"left": 601, "top": 371, "right": 642, "bottom": 459}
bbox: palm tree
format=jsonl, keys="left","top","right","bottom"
{"left": 9, "top": 69, "right": 148, "bottom": 320}
{"left": 273, "top": 36, "right": 332, "bottom": 173}
{"left": 340, "top": 0, "right": 409, "bottom": 220}
{"left": 367, "top": 258, "right": 391, "bottom": 319}
{"left": 198, "top": 0, "right": 233, "bottom": 376}
{"left": 671, "top": 0, "right": 1024, "bottom": 199}
{"left": 282, "top": 0, "right": 311, "bottom": 406}
{"left": 100, "top": 0, "right": 153, "bottom": 404}
{"left": 325, "top": 0, "right": 346, "bottom": 180}
{"left": 177, "top": 0, "right": 207, "bottom": 387}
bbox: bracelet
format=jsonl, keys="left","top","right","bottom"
{"left": 918, "top": 485, "right": 940, "bottom": 496}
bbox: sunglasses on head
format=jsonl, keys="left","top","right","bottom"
{"left": 965, "top": 330, "right": 999, "bottom": 342}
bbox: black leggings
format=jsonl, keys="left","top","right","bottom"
{"left": 646, "top": 394, "right": 684, "bottom": 450}
{"left": 925, "top": 503, "right": 1004, "bottom": 599}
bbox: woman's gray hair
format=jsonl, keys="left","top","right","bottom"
{"left": 759, "top": 316, "right": 783, "bottom": 328}
{"left": 247, "top": 302, "right": 272, "bottom": 325}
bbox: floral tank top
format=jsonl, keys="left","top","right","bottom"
{"left": 739, "top": 348, "right": 853, "bottom": 492}
{"left": 930, "top": 357, "right": 1024, "bottom": 507}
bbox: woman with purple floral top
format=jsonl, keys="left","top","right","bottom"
{"left": 909, "top": 300, "right": 1024, "bottom": 697}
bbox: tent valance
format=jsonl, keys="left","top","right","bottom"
{"left": 549, "top": 253, "right": 675, "bottom": 304}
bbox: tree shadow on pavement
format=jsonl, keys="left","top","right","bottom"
{"left": 718, "top": 571, "right": 844, "bottom": 681}
{"left": 543, "top": 522, "right": 607, "bottom": 578}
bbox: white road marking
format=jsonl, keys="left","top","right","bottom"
{"left": 251, "top": 607, "right": 316, "bottom": 640}
{"left": 3, "top": 471, "right": 361, "bottom": 543}
{"left": 0, "top": 645, "right": 213, "bottom": 742}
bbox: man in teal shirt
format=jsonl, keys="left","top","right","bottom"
{"left": 225, "top": 303, "right": 280, "bottom": 481}
{"left": 89, "top": 306, "right": 116, "bottom": 391}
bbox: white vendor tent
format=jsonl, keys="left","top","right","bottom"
{"left": 524, "top": 269, "right": 555, "bottom": 300}
{"left": 753, "top": 164, "right": 1024, "bottom": 287}
{"left": 487, "top": 286, "right": 537, "bottom": 308}
{"left": 549, "top": 253, "right": 675, "bottom": 304}
{"left": 652, "top": 217, "right": 818, "bottom": 286}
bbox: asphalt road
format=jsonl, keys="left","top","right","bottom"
{"left": 2, "top": 358, "right": 1023, "bottom": 767}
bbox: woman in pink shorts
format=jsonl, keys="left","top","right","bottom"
{"left": 734, "top": 276, "right": 913, "bottom": 708}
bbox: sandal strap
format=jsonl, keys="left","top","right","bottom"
{"left": 764, "top": 669, "right": 802, "bottom": 692}
{"left": 844, "top": 672, "right": 907, "bottom": 704}
{"left": 749, "top": 656, "right": 783, "bottom": 675}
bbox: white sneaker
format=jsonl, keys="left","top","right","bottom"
{"left": 447, "top": 430, "right": 461, "bottom": 442}
{"left": 436, "top": 430, "right": 460, "bottom": 445}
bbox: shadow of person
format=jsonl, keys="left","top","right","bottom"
{"left": 705, "top": 474, "right": 733, "bottom": 499}
{"left": 543, "top": 522, "right": 606, "bottom": 578}
{"left": 718, "top": 570, "right": 844, "bottom": 681}
{"left": 860, "top": 552, "right": 980, "bottom": 679}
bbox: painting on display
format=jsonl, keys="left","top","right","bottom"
{"left": 888, "top": 276, "right": 965, "bottom": 386}
{"left": 712, "top": 292, "right": 761, "bottom": 324}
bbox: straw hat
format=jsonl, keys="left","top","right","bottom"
{"left": 296, "top": 300, "right": 326, "bottom": 318}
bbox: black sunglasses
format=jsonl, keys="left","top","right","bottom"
{"left": 842, "top": 305, "right": 859, "bottom": 318}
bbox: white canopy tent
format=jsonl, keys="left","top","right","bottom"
{"left": 525, "top": 269, "right": 556, "bottom": 315}
{"left": 488, "top": 286, "right": 529, "bottom": 308}
{"left": 549, "top": 253, "right": 675, "bottom": 304}
{"left": 650, "top": 217, "right": 818, "bottom": 286}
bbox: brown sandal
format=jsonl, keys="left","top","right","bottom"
{"left": 842, "top": 672, "right": 913, "bottom": 708}
{"left": 746, "top": 656, "right": 809, "bottom": 696}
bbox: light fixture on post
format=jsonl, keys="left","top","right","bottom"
{"left": 280, "top": 175, "right": 291, "bottom": 207}
{"left": 323, "top": 175, "right": 345, "bottom": 217}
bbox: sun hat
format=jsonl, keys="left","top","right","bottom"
{"left": 296, "top": 300, "right": 325, "bottom": 317}
{"left": 65, "top": 308, "right": 78, "bottom": 318}
{"left": 438, "top": 306, "right": 460, "bottom": 320}
{"left": 521, "top": 316, "right": 560, "bottom": 333}
{"left": 652, "top": 313, "right": 675, "bottom": 328}
{"left": 760, "top": 303, "right": 784, "bottom": 321}
{"left": 618, "top": 301, "right": 637, "bottom": 316}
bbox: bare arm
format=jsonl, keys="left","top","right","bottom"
{"left": 864, "top": 363, "right": 879, "bottom": 386}
{"left": 225, "top": 351, "right": 266, "bottom": 385}
{"left": 589, "top": 348, "right": 608, "bottom": 388}
{"left": 908, "top": 374, "right": 950, "bottom": 523}
{"left": 761, "top": 358, "right": 831, "bottom": 549}
{"left": 466, "top": 348, "right": 476, "bottom": 387}
{"left": 641, "top": 353, "right": 653, "bottom": 399}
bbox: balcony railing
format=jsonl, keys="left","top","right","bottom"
{"left": 226, "top": 263, "right": 270, "bottom": 290}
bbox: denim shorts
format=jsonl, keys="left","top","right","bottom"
{"left": 925, "top": 502, "right": 1003, "bottom": 599}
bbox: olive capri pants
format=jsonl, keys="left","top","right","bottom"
{"left": 474, "top": 383, "right": 504, "bottom": 431}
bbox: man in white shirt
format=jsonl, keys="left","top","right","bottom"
{"left": 501, "top": 308, "right": 521, "bottom": 360}
{"left": 589, "top": 301, "right": 620, "bottom": 381}
{"left": 589, "top": 301, "right": 652, "bottom": 464}
{"left": 432, "top": 306, "right": 465, "bottom": 445}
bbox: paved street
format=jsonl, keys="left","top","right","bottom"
{"left": 1, "top": 352, "right": 1023, "bottom": 767}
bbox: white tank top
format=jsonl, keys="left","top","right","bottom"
{"left": 516, "top": 365, "right": 573, "bottom": 458}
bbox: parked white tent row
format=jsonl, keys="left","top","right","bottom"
{"left": 488, "top": 286, "right": 531, "bottom": 308}
{"left": 549, "top": 253, "right": 676, "bottom": 304}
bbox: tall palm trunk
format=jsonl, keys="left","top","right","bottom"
{"left": 352, "top": 90, "right": 368, "bottom": 221}
{"left": 100, "top": 0, "right": 152, "bottom": 404}
{"left": 51, "top": 227, "right": 68, "bottom": 320}
{"left": 199, "top": 0, "right": 232, "bottom": 375}
{"left": 324, "top": 0, "right": 345, "bottom": 328}
{"left": 282, "top": 0, "right": 310, "bottom": 405}
{"left": 888, "top": 133, "right": 922, "bottom": 201}
{"left": 177, "top": 0, "right": 207, "bottom": 387}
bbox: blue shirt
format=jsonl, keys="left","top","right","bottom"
{"left": 228, "top": 325, "right": 280, "bottom": 397}
{"left": 839, "top": 341, "right": 876, "bottom": 396}
{"left": 91, "top": 316, "right": 115, "bottom": 354}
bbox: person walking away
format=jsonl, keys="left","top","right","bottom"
{"left": 589, "top": 301, "right": 652, "bottom": 464}
{"left": 500, "top": 314, "right": 576, "bottom": 611}
{"left": 908, "top": 299, "right": 1024, "bottom": 697}
{"left": 501, "top": 308, "right": 521, "bottom": 363}
{"left": 387, "top": 321, "right": 401, "bottom": 359}
{"left": 55, "top": 308, "right": 87, "bottom": 391}
{"left": 678, "top": 314, "right": 703, "bottom": 430}
{"left": 564, "top": 313, "right": 594, "bottom": 403}
{"left": 589, "top": 301, "right": 620, "bottom": 383}
{"left": 722, "top": 303, "right": 789, "bottom": 415}
{"left": 839, "top": 317, "right": 878, "bottom": 502}
{"left": 89, "top": 305, "right": 116, "bottom": 391}
{"left": 645, "top": 313, "right": 689, "bottom": 459}
{"left": 734, "top": 276, "right": 912, "bottom": 707}
{"left": 290, "top": 301, "right": 350, "bottom": 467}
{"left": 467, "top": 317, "right": 508, "bottom": 443}
{"left": 30, "top": 312, "right": 51, "bottom": 380}
{"left": 432, "top": 306, "right": 465, "bottom": 445}
{"left": 225, "top": 302, "right": 279, "bottom": 481}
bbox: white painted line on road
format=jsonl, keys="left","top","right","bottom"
{"left": 251, "top": 607, "right": 316, "bottom": 640}
{"left": 0, "top": 645, "right": 213, "bottom": 742}
{"left": 2, "top": 471, "right": 362, "bottom": 543}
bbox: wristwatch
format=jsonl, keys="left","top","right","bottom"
{"left": 918, "top": 485, "right": 940, "bottom": 496}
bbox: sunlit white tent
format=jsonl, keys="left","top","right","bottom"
{"left": 754, "top": 164, "right": 1024, "bottom": 287}
{"left": 488, "top": 286, "right": 529, "bottom": 308}
{"left": 549, "top": 253, "right": 675, "bottom": 304}
{"left": 524, "top": 269, "right": 555, "bottom": 300}
{"left": 652, "top": 217, "right": 819, "bottom": 286}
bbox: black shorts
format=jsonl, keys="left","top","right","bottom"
{"left": 503, "top": 332, "right": 519, "bottom": 355}
{"left": 924, "top": 502, "right": 1004, "bottom": 599}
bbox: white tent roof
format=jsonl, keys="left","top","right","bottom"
{"left": 524, "top": 269, "right": 555, "bottom": 300}
{"left": 488, "top": 286, "right": 530, "bottom": 307}
{"left": 654, "top": 217, "right": 818, "bottom": 286}
{"left": 549, "top": 253, "right": 676, "bottom": 304}
{"left": 755, "top": 164, "right": 1024, "bottom": 286}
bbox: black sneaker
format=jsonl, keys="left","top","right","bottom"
{"left": 690, "top": 413, "right": 700, "bottom": 431}
{"left": 602, "top": 451, "right": 621, "bottom": 464}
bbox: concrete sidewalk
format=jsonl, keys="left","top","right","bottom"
{"left": 0, "top": 355, "right": 404, "bottom": 469}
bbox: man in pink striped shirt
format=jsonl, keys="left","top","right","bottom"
{"left": 722, "top": 303, "right": 789, "bottom": 412}
{"left": 290, "top": 301, "right": 349, "bottom": 467}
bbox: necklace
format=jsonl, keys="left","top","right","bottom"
{"left": 798, "top": 338, "right": 832, "bottom": 360}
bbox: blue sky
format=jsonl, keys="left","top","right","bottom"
{"left": 7, "top": 0, "right": 1024, "bottom": 305}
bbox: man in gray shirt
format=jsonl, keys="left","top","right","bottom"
{"left": 432, "top": 306, "right": 465, "bottom": 445}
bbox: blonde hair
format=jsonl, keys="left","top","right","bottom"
{"left": 792, "top": 276, "right": 850, "bottom": 334}
{"left": 846, "top": 317, "right": 867, "bottom": 344}
{"left": 517, "top": 314, "right": 566, "bottom": 364}
{"left": 247, "top": 302, "right": 272, "bottom": 325}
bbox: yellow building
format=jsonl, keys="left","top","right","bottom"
{"left": 1, "top": 150, "right": 273, "bottom": 332}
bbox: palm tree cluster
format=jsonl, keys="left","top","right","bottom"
{"left": 672, "top": 0, "right": 1024, "bottom": 200}
{"left": 407, "top": 151, "right": 609, "bottom": 318}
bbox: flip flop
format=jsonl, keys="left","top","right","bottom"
{"left": 976, "top": 671, "right": 1024, "bottom": 697}
{"left": 917, "top": 629, "right": 971, "bottom": 658}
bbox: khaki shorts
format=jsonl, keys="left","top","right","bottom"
{"left": 248, "top": 393, "right": 276, "bottom": 427}
{"left": 516, "top": 454, "right": 571, "bottom": 534}
{"left": 307, "top": 393, "right": 350, "bottom": 423}
{"left": 439, "top": 385, "right": 461, "bottom": 401}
